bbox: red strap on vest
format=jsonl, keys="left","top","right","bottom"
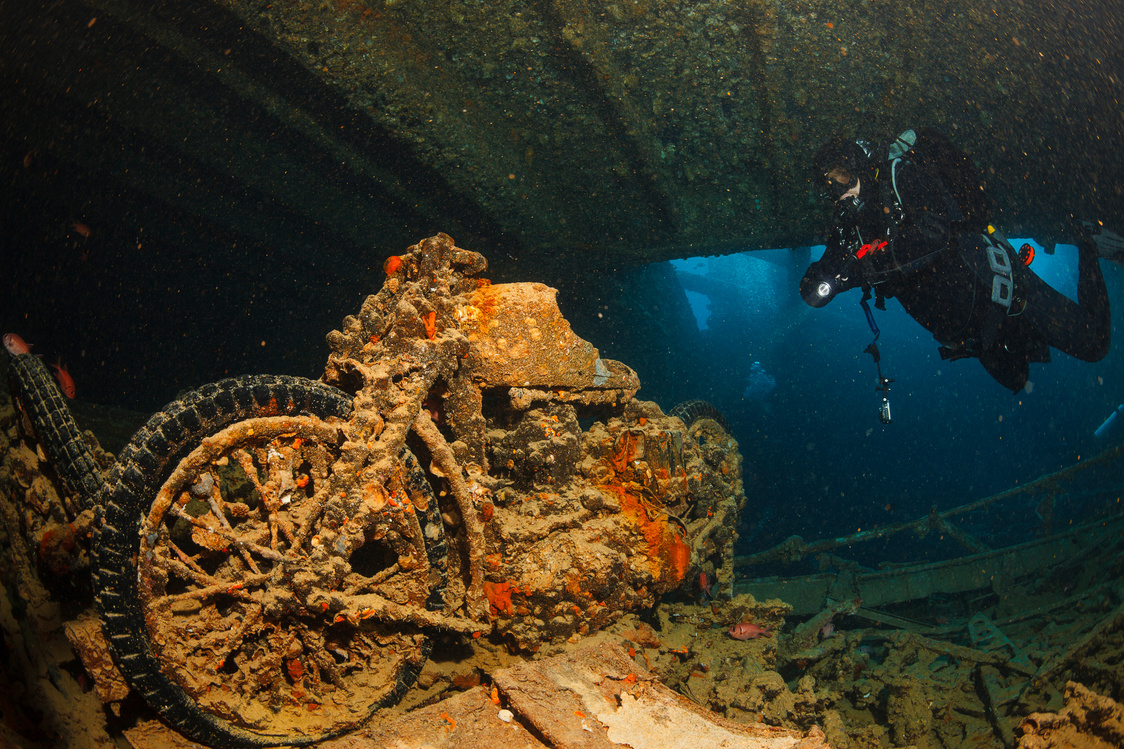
{"left": 856, "top": 239, "right": 888, "bottom": 259}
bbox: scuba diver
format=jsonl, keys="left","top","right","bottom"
{"left": 800, "top": 129, "right": 1119, "bottom": 392}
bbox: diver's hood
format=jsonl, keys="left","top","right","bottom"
{"left": 811, "top": 137, "right": 877, "bottom": 201}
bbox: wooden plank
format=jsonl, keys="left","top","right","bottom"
{"left": 492, "top": 643, "right": 830, "bottom": 749}
{"left": 322, "top": 687, "right": 545, "bottom": 749}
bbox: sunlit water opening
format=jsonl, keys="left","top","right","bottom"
{"left": 664, "top": 241, "right": 1124, "bottom": 566}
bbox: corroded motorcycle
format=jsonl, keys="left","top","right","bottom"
{"left": 3, "top": 234, "right": 744, "bottom": 747}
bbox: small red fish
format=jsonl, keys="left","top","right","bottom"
{"left": 71, "top": 221, "right": 92, "bottom": 239}
{"left": 698, "top": 572, "right": 713, "bottom": 601}
{"left": 728, "top": 622, "right": 772, "bottom": 640}
{"left": 50, "top": 358, "right": 76, "bottom": 398}
{"left": 3, "top": 333, "right": 31, "bottom": 355}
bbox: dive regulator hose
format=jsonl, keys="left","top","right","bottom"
{"left": 860, "top": 295, "right": 894, "bottom": 424}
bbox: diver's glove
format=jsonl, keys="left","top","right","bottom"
{"left": 1081, "top": 220, "right": 1124, "bottom": 263}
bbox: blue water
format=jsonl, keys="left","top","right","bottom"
{"left": 667, "top": 242, "right": 1124, "bottom": 565}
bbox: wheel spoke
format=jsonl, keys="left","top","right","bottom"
{"left": 152, "top": 571, "right": 272, "bottom": 608}
{"left": 164, "top": 534, "right": 213, "bottom": 581}
{"left": 343, "top": 563, "right": 400, "bottom": 596}
{"left": 212, "top": 606, "right": 264, "bottom": 666}
{"left": 201, "top": 476, "right": 263, "bottom": 574}
{"left": 167, "top": 503, "right": 286, "bottom": 562}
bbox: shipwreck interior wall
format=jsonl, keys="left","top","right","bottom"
{"left": 6, "top": 0, "right": 1123, "bottom": 272}
{"left": 2, "top": 0, "right": 1123, "bottom": 410}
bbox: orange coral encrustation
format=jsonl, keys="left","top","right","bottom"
{"left": 609, "top": 431, "right": 637, "bottom": 474}
{"left": 602, "top": 483, "right": 690, "bottom": 586}
{"left": 483, "top": 580, "right": 514, "bottom": 617}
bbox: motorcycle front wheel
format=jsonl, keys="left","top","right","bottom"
{"left": 93, "top": 375, "right": 448, "bottom": 748}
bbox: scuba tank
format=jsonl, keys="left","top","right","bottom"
{"left": 1095, "top": 404, "right": 1124, "bottom": 439}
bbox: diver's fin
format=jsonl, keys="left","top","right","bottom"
{"left": 1081, "top": 221, "right": 1124, "bottom": 263}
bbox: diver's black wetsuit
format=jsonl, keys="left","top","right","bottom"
{"left": 799, "top": 159, "right": 1110, "bottom": 391}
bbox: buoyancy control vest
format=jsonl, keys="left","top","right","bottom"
{"left": 934, "top": 231, "right": 1051, "bottom": 392}
{"left": 885, "top": 128, "right": 992, "bottom": 235}
{"left": 858, "top": 129, "right": 995, "bottom": 299}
